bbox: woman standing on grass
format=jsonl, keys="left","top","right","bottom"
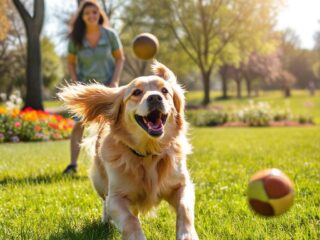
{"left": 63, "top": 0, "right": 125, "bottom": 174}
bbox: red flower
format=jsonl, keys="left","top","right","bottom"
{"left": 54, "top": 115, "right": 63, "bottom": 121}
{"left": 21, "top": 107, "right": 34, "bottom": 113}
{"left": 48, "top": 123, "right": 59, "bottom": 129}
{"left": 34, "top": 125, "right": 42, "bottom": 132}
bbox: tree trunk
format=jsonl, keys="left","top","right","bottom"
{"left": 221, "top": 76, "right": 228, "bottom": 99}
{"left": 219, "top": 66, "right": 228, "bottom": 99}
{"left": 254, "top": 87, "right": 259, "bottom": 97}
{"left": 24, "top": 33, "right": 43, "bottom": 110}
{"left": 245, "top": 77, "right": 252, "bottom": 97}
{"left": 202, "top": 71, "right": 211, "bottom": 105}
{"left": 236, "top": 79, "right": 241, "bottom": 98}
{"left": 284, "top": 87, "right": 291, "bottom": 97}
{"left": 308, "top": 81, "right": 315, "bottom": 96}
{"left": 13, "top": 0, "right": 44, "bottom": 110}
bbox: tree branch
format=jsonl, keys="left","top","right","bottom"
{"left": 12, "top": 0, "right": 32, "bottom": 23}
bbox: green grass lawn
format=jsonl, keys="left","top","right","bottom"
{"left": 1, "top": 126, "right": 319, "bottom": 239}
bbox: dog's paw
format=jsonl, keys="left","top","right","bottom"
{"left": 177, "top": 231, "right": 199, "bottom": 240}
{"left": 124, "top": 230, "right": 146, "bottom": 240}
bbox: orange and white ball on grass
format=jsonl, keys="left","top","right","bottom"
{"left": 247, "top": 168, "right": 294, "bottom": 217}
{"left": 132, "top": 33, "right": 159, "bottom": 60}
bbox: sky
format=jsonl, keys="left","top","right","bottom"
{"left": 276, "top": 0, "right": 320, "bottom": 49}
{"left": 43, "top": 0, "right": 320, "bottom": 54}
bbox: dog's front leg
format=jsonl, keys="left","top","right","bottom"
{"left": 168, "top": 183, "right": 198, "bottom": 240}
{"left": 107, "top": 195, "right": 146, "bottom": 240}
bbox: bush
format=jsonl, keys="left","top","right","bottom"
{"left": 186, "top": 101, "right": 314, "bottom": 127}
{"left": 237, "top": 101, "right": 272, "bottom": 126}
{"left": 273, "top": 109, "right": 292, "bottom": 122}
{"left": 187, "top": 110, "right": 228, "bottom": 127}
{"left": 297, "top": 115, "right": 313, "bottom": 124}
{"left": 0, "top": 107, "right": 74, "bottom": 143}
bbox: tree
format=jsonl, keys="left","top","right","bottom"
{"left": 278, "top": 70, "right": 296, "bottom": 97}
{"left": 118, "top": 0, "right": 195, "bottom": 85}
{"left": 0, "top": 0, "right": 12, "bottom": 41}
{"left": 313, "top": 21, "right": 320, "bottom": 51}
{"left": 280, "top": 29, "right": 318, "bottom": 93}
{"left": 219, "top": 64, "right": 243, "bottom": 98}
{"left": 0, "top": 1, "right": 26, "bottom": 98}
{"left": 41, "top": 37, "right": 64, "bottom": 90}
{"left": 240, "top": 50, "right": 282, "bottom": 97}
{"left": 288, "top": 50, "right": 317, "bottom": 88}
{"left": 13, "top": 0, "right": 44, "bottom": 110}
{"left": 311, "top": 21, "right": 320, "bottom": 93}
{"left": 151, "top": 0, "right": 279, "bottom": 105}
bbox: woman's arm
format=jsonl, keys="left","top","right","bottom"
{"left": 110, "top": 48, "right": 125, "bottom": 87}
{"left": 67, "top": 53, "right": 78, "bottom": 83}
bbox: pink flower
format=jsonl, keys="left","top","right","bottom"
{"left": 15, "top": 122, "right": 21, "bottom": 128}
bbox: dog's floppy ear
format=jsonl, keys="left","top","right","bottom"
{"left": 151, "top": 60, "right": 176, "bottom": 83}
{"left": 151, "top": 60, "right": 185, "bottom": 128}
{"left": 58, "top": 83, "right": 125, "bottom": 124}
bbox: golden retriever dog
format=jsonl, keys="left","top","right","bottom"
{"left": 58, "top": 61, "right": 198, "bottom": 240}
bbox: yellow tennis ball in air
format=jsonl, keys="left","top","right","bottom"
{"left": 132, "top": 33, "right": 159, "bottom": 60}
{"left": 247, "top": 168, "right": 294, "bottom": 217}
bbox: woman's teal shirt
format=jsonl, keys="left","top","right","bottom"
{"left": 68, "top": 27, "right": 122, "bottom": 85}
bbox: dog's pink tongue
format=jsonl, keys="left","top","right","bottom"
{"left": 147, "top": 118, "right": 163, "bottom": 130}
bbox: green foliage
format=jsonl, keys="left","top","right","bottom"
{"left": 41, "top": 37, "right": 64, "bottom": 89}
{"left": 297, "top": 115, "right": 314, "bottom": 124}
{"left": 237, "top": 101, "right": 273, "bottom": 126}
{"left": 272, "top": 109, "right": 292, "bottom": 122}
{"left": 187, "top": 110, "right": 228, "bottom": 127}
{"left": 0, "top": 127, "right": 319, "bottom": 239}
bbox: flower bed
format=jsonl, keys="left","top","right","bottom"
{"left": 0, "top": 107, "right": 74, "bottom": 143}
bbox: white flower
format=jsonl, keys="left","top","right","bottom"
{"left": 0, "top": 93, "right": 6, "bottom": 102}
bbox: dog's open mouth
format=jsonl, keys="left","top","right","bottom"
{"left": 135, "top": 110, "right": 168, "bottom": 137}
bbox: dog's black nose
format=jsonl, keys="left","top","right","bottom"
{"left": 147, "top": 94, "right": 162, "bottom": 103}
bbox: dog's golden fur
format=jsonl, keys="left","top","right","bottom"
{"left": 59, "top": 61, "right": 198, "bottom": 240}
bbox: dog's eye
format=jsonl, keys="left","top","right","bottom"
{"left": 132, "top": 89, "right": 142, "bottom": 96}
{"left": 161, "top": 88, "right": 168, "bottom": 94}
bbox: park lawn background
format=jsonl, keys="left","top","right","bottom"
{"left": 0, "top": 90, "right": 319, "bottom": 239}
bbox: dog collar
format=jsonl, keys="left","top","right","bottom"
{"left": 129, "top": 147, "right": 149, "bottom": 158}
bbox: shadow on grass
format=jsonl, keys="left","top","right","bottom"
{"left": 0, "top": 172, "right": 88, "bottom": 186}
{"left": 49, "top": 221, "right": 119, "bottom": 240}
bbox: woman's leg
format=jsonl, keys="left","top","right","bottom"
{"left": 63, "top": 121, "right": 84, "bottom": 174}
